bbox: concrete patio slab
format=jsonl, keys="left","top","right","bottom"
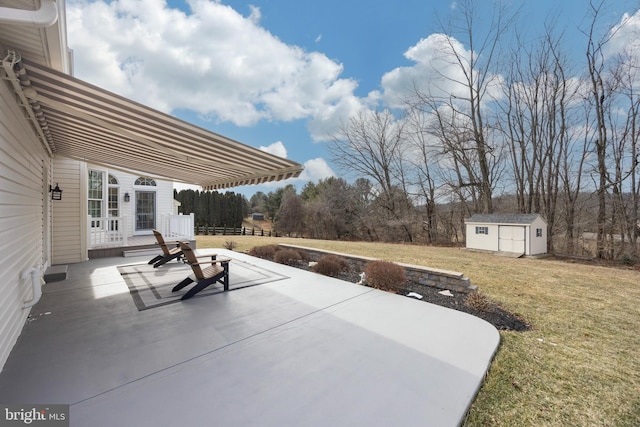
{"left": 0, "top": 250, "right": 500, "bottom": 427}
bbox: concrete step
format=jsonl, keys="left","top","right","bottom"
{"left": 123, "top": 248, "right": 161, "bottom": 258}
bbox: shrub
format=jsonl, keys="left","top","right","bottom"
{"left": 248, "top": 245, "right": 279, "bottom": 260}
{"left": 618, "top": 254, "right": 636, "bottom": 266}
{"left": 312, "top": 254, "right": 350, "bottom": 277}
{"left": 464, "top": 291, "right": 495, "bottom": 313}
{"left": 296, "top": 249, "right": 311, "bottom": 262}
{"left": 223, "top": 240, "right": 237, "bottom": 251}
{"left": 274, "top": 248, "right": 302, "bottom": 265}
{"left": 364, "top": 261, "right": 406, "bottom": 292}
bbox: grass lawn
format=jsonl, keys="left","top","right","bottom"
{"left": 197, "top": 235, "right": 640, "bottom": 426}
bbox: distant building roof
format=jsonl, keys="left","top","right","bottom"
{"left": 465, "top": 214, "right": 545, "bottom": 225}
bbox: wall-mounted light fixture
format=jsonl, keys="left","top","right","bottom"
{"left": 49, "top": 183, "right": 62, "bottom": 200}
{"left": 124, "top": 192, "right": 130, "bottom": 202}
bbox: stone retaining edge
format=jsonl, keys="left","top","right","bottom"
{"left": 279, "top": 243, "right": 477, "bottom": 294}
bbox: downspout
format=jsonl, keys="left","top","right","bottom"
{"left": 21, "top": 267, "right": 44, "bottom": 309}
{"left": 0, "top": 0, "right": 58, "bottom": 27}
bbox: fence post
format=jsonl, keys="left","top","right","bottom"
{"left": 122, "top": 215, "right": 128, "bottom": 246}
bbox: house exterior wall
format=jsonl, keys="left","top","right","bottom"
{"left": 52, "top": 158, "right": 86, "bottom": 263}
{"left": 0, "top": 78, "right": 51, "bottom": 371}
{"left": 86, "top": 165, "right": 176, "bottom": 237}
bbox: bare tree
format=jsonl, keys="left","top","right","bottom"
{"left": 582, "top": 0, "right": 639, "bottom": 258}
{"left": 608, "top": 51, "right": 640, "bottom": 256}
{"left": 301, "top": 177, "right": 360, "bottom": 240}
{"left": 500, "top": 23, "right": 577, "bottom": 251}
{"left": 404, "top": 105, "right": 441, "bottom": 243}
{"left": 330, "top": 109, "right": 415, "bottom": 241}
{"left": 558, "top": 98, "right": 591, "bottom": 255}
{"left": 431, "top": 0, "right": 516, "bottom": 213}
{"left": 274, "top": 189, "right": 304, "bottom": 237}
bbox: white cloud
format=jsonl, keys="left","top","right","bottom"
{"left": 248, "top": 5, "right": 261, "bottom": 24}
{"left": 378, "top": 33, "right": 473, "bottom": 108}
{"left": 296, "top": 157, "right": 335, "bottom": 182}
{"left": 259, "top": 141, "right": 288, "bottom": 158}
{"left": 378, "top": 33, "right": 506, "bottom": 109}
{"left": 258, "top": 157, "right": 335, "bottom": 186}
{"left": 236, "top": 157, "right": 335, "bottom": 194}
{"left": 306, "top": 93, "right": 367, "bottom": 141}
{"left": 66, "top": 0, "right": 360, "bottom": 127}
{"left": 606, "top": 10, "right": 640, "bottom": 59}
{"left": 256, "top": 142, "right": 335, "bottom": 185}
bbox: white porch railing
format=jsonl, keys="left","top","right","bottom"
{"left": 160, "top": 213, "right": 195, "bottom": 240}
{"left": 88, "top": 213, "right": 194, "bottom": 249}
{"left": 88, "top": 215, "right": 129, "bottom": 248}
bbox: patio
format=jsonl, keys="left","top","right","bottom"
{"left": 0, "top": 250, "right": 500, "bottom": 427}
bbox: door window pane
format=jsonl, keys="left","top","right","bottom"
{"left": 136, "top": 191, "right": 156, "bottom": 230}
{"left": 108, "top": 187, "right": 119, "bottom": 217}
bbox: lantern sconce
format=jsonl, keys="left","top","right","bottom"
{"left": 49, "top": 183, "right": 63, "bottom": 200}
{"left": 124, "top": 192, "right": 130, "bottom": 202}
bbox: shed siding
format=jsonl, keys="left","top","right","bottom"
{"left": 530, "top": 217, "right": 547, "bottom": 255}
{"left": 0, "top": 79, "right": 50, "bottom": 371}
{"left": 466, "top": 214, "right": 548, "bottom": 255}
{"left": 52, "top": 158, "right": 85, "bottom": 263}
{"left": 466, "top": 224, "right": 500, "bottom": 252}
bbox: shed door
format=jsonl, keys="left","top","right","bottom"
{"left": 499, "top": 226, "right": 526, "bottom": 253}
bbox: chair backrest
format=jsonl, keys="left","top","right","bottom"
{"left": 179, "top": 241, "right": 204, "bottom": 279}
{"left": 153, "top": 229, "right": 170, "bottom": 256}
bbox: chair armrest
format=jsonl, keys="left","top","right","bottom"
{"left": 192, "top": 253, "right": 218, "bottom": 259}
{"left": 189, "top": 257, "right": 231, "bottom": 266}
{"left": 155, "top": 240, "right": 187, "bottom": 246}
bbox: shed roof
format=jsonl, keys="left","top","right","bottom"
{"left": 466, "top": 213, "right": 545, "bottom": 225}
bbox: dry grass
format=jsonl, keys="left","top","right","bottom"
{"left": 197, "top": 235, "right": 640, "bottom": 426}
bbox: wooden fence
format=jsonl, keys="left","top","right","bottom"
{"left": 195, "top": 226, "right": 275, "bottom": 237}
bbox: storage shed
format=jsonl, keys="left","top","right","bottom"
{"left": 465, "top": 214, "right": 547, "bottom": 256}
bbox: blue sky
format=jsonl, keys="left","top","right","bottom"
{"left": 65, "top": 0, "right": 640, "bottom": 197}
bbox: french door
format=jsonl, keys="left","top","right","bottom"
{"left": 135, "top": 191, "right": 156, "bottom": 232}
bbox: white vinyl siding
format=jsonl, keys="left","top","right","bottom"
{"left": 0, "top": 77, "right": 50, "bottom": 371}
{"left": 93, "top": 167, "right": 175, "bottom": 238}
{"left": 52, "top": 158, "right": 85, "bottom": 263}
